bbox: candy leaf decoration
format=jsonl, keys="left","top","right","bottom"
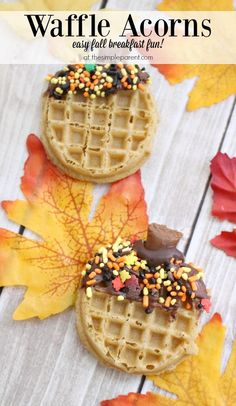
{"left": 155, "top": 0, "right": 235, "bottom": 111}
{"left": 211, "top": 230, "right": 236, "bottom": 259}
{"left": 101, "top": 314, "right": 236, "bottom": 406}
{"left": 0, "top": 135, "right": 147, "bottom": 320}
{"left": 210, "top": 152, "right": 236, "bottom": 223}
{"left": 0, "top": 0, "right": 97, "bottom": 11}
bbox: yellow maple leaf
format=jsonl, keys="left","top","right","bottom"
{"left": 0, "top": 0, "right": 97, "bottom": 11}
{"left": 155, "top": 0, "right": 236, "bottom": 110}
{"left": 0, "top": 134, "right": 148, "bottom": 320}
{"left": 101, "top": 314, "right": 236, "bottom": 405}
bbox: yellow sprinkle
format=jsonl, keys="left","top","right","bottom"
{"left": 171, "top": 299, "right": 177, "bottom": 305}
{"left": 100, "top": 263, "right": 104, "bottom": 268}
{"left": 143, "top": 287, "right": 149, "bottom": 296}
{"left": 160, "top": 268, "right": 165, "bottom": 279}
{"left": 159, "top": 297, "right": 165, "bottom": 304}
{"left": 163, "top": 280, "right": 171, "bottom": 286}
{"left": 157, "top": 278, "right": 162, "bottom": 284}
{"left": 86, "top": 287, "right": 92, "bottom": 298}
{"left": 117, "top": 295, "right": 124, "bottom": 301}
{"left": 113, "top": 270, "right": 119, "bottom": 276}
{"left": 81, "top": 270, "right": 86, "bottom": 276}
{"left": 176, "top": 285, "right": 181, "bottom": 291}
{"left": 86, "top": 264, "right": 91, "bottom": 270}
{"left": 120, "top": 270, "right": 131, "bottom": 283}
{"left": 180, "top": 267, "right": 192, "bottom": 273}
{"left": 51, "top": 77, "right": 58, "bottom": 84}
{"left": 182, "top": 273, "right": 188, "bottom": 281}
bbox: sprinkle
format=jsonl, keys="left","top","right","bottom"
{"left": 120, "top": 270, "right": 131, "bottom": 283}
{"left": 145, "top": 273, "right": 153, "bottom": 279}
{"left": 113, "top": 270, "right": 119, "bottom": 276}
{"left": 81, "top": 270, "right": 86, "bottom": 276}
{"left": 163, "top": 280, "right": 171, "bottom": 286}
{"left": 86, "top": 264, "right": 91, "bottom": 270}
{"left": 182, "top": 273, "right": 188, "bottom": 281}
{"left": 89, "top": 271, "right": 96, "bottom": 279}
{"left": 143, "top": 287, "right": 149, "bottom": 296}
{"left": 186, "top": 303, "right": 191, "bottom": 310}
{"left": 180, "top": 266, "right": 192, "bottom": 273}
{"left": 143, "top": 295, "right": 149, "bottom": 308}
{"left": 95, "top": 256, "right": 100, "bottom": 264}
{"left": 86, "top": 279, "right": 96, "bottom": 286}
{"left": 157, "top": 277, "right": 162, "bottom": 284}
{"left": 165, "top": 296, "right": 172, "bottom": 307}
{"left": 170, "top": 291, "right": 177, "bottom": 297}
{"left": 160, "top": 268, "right": 165, "bottom": 279}
{"left": 171, "top": 298, "right": 177, "bottom": 306}
{"left": 95, "top": 268, "right": 102, "bottom": 274}
{"left": 100, "top": 263, "right": 104, "bottom": 268}
{"left": 159, "top": 297, "right": 165, "bottom": 304}
{"left": 86, "top": 287, "right": 92, "bottom": 298}
{"left": 191, "top": 282, "right": 197, "bottom": 291}
{"left": 117, "top": 295, "right": 124, "bottom": 301}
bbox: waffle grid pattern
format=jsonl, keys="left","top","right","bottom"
{"left": 80, "top": 290, "right": 198, "bottom": 374}
{"left": 42, "top": 89, "right": 156, "bottom": 182}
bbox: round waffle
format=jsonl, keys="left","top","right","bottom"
{"left": 41, "top": 87, "right": 157, "bottom": 183}
{"left": 76, "top": 289, "right": 199, "bottom": 375}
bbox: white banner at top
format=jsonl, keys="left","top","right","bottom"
{"left": 0, "top": 11, "right": 235, "bottom": 64}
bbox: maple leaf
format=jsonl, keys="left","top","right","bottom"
{"left": 211, "top": 229, "right": 236, "bottom": 258}
{"left": 0, "top": 134, "right": 148, "bottom": 320}
{"left": 210, "top": 152, "right": 236, "bottom": 223}
{"left": 112, "top": 276, "right": 124, "bottom": 292}
{"left": 155, "top": 0, "right": 235, "bottom": 111}
{"left": 101, "top": 314, "right": 236, "bottom": 405}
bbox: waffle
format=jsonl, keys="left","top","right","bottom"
{"left": 41, "top": 87, "right": 157, "bottom": 183}
{"left": 76, "top": 289, "right": 199, "bottom": 375}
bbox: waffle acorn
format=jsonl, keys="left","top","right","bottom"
{"left": 41, "top": 64, "right": 157, "bottom": 183}
{"left": 76, "top": 224, "right": 211, "bottom": 375}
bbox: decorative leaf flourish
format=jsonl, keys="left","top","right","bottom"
{"left": 155, "top": 0, "right": 235, "bottom": 111}
{"left": 101, "top": 314, "right": 236, "bottom": 405}
{"left": 0, "top": 135, "right": 148, "bottom": 320}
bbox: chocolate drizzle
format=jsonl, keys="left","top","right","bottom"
{"left": 81, "top": 224, "right": 211, "bottom": 314}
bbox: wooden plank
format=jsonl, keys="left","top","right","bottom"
{"left": 142, "top": 100, "right": 236, "bottom": 395}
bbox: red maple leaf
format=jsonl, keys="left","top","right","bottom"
{"left": 210, "top": 152, "right": 236, "bottom": 223}
{"left": 211, "top": 230, "right": 236, "bottom": 259}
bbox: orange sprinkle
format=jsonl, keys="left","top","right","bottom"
{"left": 133, "top": 265, "right": 140, "bottom": 271}
{"left": 127, "top": 85, "right": 132, "bottom": 89}
{"left": 95, "top": 256, "right": 100, "bottom": 264}
{"left": 167, "top": 286, "right": 172, "bottom": 292}
{"left": 86, "top": 279, "right": 96, "bottom": 286}
{"left": 108, "top": 252, "right": 116, "bottom": 261}
{"left": 83, "top": 92, "right": 89, "bottom": 97}
{"left": 143, "top": 295, "right": 149, "bottom": 308}
{"left": 117, "top": 63, "right": 123, "bottom": 68}
{"left": 113, "top": 263, "right": 120, "bottom": 271}
{"left": 89, "top": 271, "right": 96, "bottom": 279}
{"left": 170, "top": 291, "right": 177, "bottom": 297}
{"left": 178, "top": 291, "right": 184, "bottom": 297}
{"left": 191, "top": 292, "right": 196, "bottom": 299}
{"left": 176, "top": 269, "right": 183, "bottom": 279}
{"left": 95, "top": 268, "right": 102, "bottom": 274}
{"left": 69, "top": 71, "right": 75, "bottom": 76}
{"left": 117, "top": 256, "right": 126, "bottom": 263}
{"left": 189, "top": 275, "right": 198, "bottom": 282}
{"left": 182, "top": 286, "right": 187, "bottom": 293}
{"left": 123, "top": 82, "right": 128, "bottom": 88}
{"left": 145, "top": 273, "right": 153, "bottom": 279}
{"left": 181, "top": 294, "right": 187, "bottom": 302}
{"left": 140, "top": 283, "right": 144, "bottom": 289}
{"left": 119, "top": 262, "right": 125, "bottom": 268}
{"left": 143, "top": 279, "right": 148, "bottom": 285}
{"left": 156, "top": 283, "right": 161, "bottom": 289}
{"left": 186, "top": 303, "right": 191, "bottom": 310}
{"left": 70, "top": 84, "right": 76, "bottom": 91}
{"left": 121, "top": 76, "right": 127, "bottom": 83}
{"left": 154, "top": 272, "right": 160, "bottom": 278}
{"left": 107, "top": 261, "right": 113, "bottom": 269}
{"left": 191, "top": 282, "right": 197, "bottom": 291}
{"left": 165, "top": 296, "right": 172, "bottom": 307}
{"left": 107, "top": 83, "right": 112, "bottom": 89}
{"left": 148, "top": 284, "right": 156, "bottom": 289}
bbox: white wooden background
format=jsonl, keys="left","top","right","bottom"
{"left": 0, "top": 0, "right": 236, "bottom": 405}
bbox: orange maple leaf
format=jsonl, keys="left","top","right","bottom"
{"left": 0, "top": 134, "right": 148, "bottom": 320}
{"left": 101, "top": 314, "right": 236, "bottom": 405}
{"left": 155, "top": 0, "right": 236, "bottom": 111}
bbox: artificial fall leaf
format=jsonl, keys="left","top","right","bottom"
{"left": 157, "top": 0, "right": 233, "bottom": 11}
{"left": 211, "top": 229, "right": 236, "bottom": 258}
{"left": 155, "top": 1, "right": 235, "bottom": 110}
{"left": 210, "top": 152, "right": 236, "bottom": 223}
{"left": 0, "top": 134, "right": 147, "bottom": 320}
{"left": 112, "top": 277, "right": 124, "bottom": 292}
{"left": 0, "top": 0, "right": 97, "bottom": 11}
{"left": 102, "top": 314, "right": 236, "bottom": 406}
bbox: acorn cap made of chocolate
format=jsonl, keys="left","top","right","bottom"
{"left": 145, "top": 223, "right": 183, "bottom": 250}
